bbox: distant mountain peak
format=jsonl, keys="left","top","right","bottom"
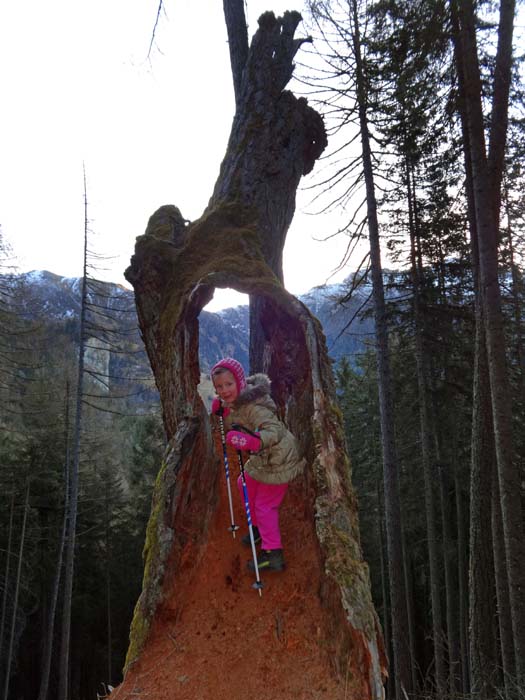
{"left": 11, "top": 270, "right": 373, "bottom": 367}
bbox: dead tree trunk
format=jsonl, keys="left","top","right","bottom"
{"left": 122, "top": 11, "right": 384, "bottom": 698}
{"left": 221, "top": 2, "right": 325, "bottom": 371}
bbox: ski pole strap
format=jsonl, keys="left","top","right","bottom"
{"left": 231, "top": 423, "right": 259, "bottom": 438}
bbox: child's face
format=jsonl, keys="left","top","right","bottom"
{"left": 213, "top": 370, "right": 238, "bottom": 405}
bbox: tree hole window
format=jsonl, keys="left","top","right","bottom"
{"left": 199, "top": 287, "right": 249, "bottom": 410}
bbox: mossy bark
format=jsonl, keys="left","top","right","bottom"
{"left": 123, "top": 10, "right": 385, "bottom": 697}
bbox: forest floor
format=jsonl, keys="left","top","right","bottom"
{"left": 109, "top": 439, "right": 352, "bottom": 700}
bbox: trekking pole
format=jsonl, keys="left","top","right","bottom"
{"left": 217, "top": 410, "right": 240, "bottom": 538}
{"left": 232, "top": 423, "right": 264, "bottom": 596}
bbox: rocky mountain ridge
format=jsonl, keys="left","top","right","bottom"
{"left": 11, "top": 269, "right": 374, "bottom": 374}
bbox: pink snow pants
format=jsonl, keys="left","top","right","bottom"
{"left": 237, "top": 472, "right": 288, "bottom": 550}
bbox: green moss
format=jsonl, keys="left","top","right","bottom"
{"left": 131, "top": 200, "right": 293, "bottom": 342}
{"left": 124, "top": 460, "right": 169, "bottom": 674}
{"left": 311, "top": 390, "right": 377, "bottom": 640}
{"left": 124, "top": 597, "right": 150, "bottom": 674}
{"left": 318, "top": 519, "right": 375, "bottom": 637}
{"left": 332, "top": 402, "right": 344, "bottom": 422}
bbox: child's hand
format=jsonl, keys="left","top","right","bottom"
{"left": 226, "top": 430, "right": 261, "bottom": 452}
{"left": 211, "top": 398, "right": 230, "bottom": 417}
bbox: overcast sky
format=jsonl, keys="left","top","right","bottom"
{"left": 0, "top": 0, "right": 354, "bottom": 310}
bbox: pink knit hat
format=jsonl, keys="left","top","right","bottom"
{"left": 210, "top": 357, "right": 247, "bottom": 393}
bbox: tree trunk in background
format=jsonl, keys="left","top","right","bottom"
{"left": 349, "top": 1, "right": 412, "bottom": 694}
{"left": 0, "top": 490, "right": 15, "bottom": 663}
{"left": 491, "top": 464, "right": 516, "bottom": 694}
{"left": 249, "top": 294, "right": 267, "bottom": 373}
{"left": 434, "top": 276, "right": 462, "bottom": 696}
{"left": 37, "top": 384, "right": 71, "bottom": 700}
{"left": 123, "top": 10, "right": 385, "bottom": 697}
{"left": 105, "top": 484, "right": 112, "bottom": 687}
{"left": 454, "top": 0, "right": 525, "bottom": 682}
{"left": 460, "top": 89, "right": 500, "bottom": 697}
{"left": 2, "top": 481, "right": 30, "bottom": 700}
{"left": 407, "top": 164, "right": 446, "bottom": 697}
{"left": 58, "top": 169, "right": 89, "bottom": 700}
{"left": 438, "top": 456, "right": 460, "bottom": 695}
{"left": 402, "top": 530, "right": 418, "bottom": 693}
{"left": 469, "top": 314, "right": 498, "bottom": 698}
{"left": 377, "top": 485, "right": 392, "bottom": 700}
{"left": 455, "top": 462, "right": 470, "bottom": 695}
{"left": 504, "top": 193, "right": 525, "bottom": 393}
{"left": 449, "top": 11, "right": 474, "bottom": 695}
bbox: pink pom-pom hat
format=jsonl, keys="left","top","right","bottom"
{"left": 210, "top": 357, "right": 247, "bottom": 394}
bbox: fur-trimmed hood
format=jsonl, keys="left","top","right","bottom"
{"left": 232, "top": 373, "right": 273, "bottom": 409}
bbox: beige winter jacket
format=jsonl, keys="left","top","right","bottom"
{"left": 224, "top": 374, "right": 305, "bottom": 485}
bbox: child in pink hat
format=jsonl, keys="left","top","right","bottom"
{"left": 210, "top": 358, "right": 304, "bottom": 572}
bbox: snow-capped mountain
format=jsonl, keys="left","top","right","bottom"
{"left": 9, "top": 270, "right": 374, "bottom": 373}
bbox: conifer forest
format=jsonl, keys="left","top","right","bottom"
{"left": 1, "top": 1, "right": 524, "bottom": 699}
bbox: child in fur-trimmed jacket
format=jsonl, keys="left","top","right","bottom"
{"left": 210, "top": 357, "right": 304, "bottom": 572}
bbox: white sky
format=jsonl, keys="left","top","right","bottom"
{"left": 0, "top": 0, "right": 354, "bottom": 311}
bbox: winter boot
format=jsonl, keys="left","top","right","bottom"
{"left": 247, "top": 548, "right": 286, "bottom": 572}
{"left": 241, "top": 526, "right": 261, "bottom": 547}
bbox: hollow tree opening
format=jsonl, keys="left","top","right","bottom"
{"left": 199, "top": 287, "right": 249, "bottom": 397}
{"left": 118, "top": 9, "right": 385, "bottom": 699}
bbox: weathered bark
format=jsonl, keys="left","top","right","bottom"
{"left": 220, "top": 3, "right": 325, "bottom": 372}
{"left": 222, "top": 0, "right": 249, "bottom": 109}
{"left": 123, "top": 12, "right": 384, "bottom": 697}
{"left": 453, "top": 0, "right": 525, "bottom": 683}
